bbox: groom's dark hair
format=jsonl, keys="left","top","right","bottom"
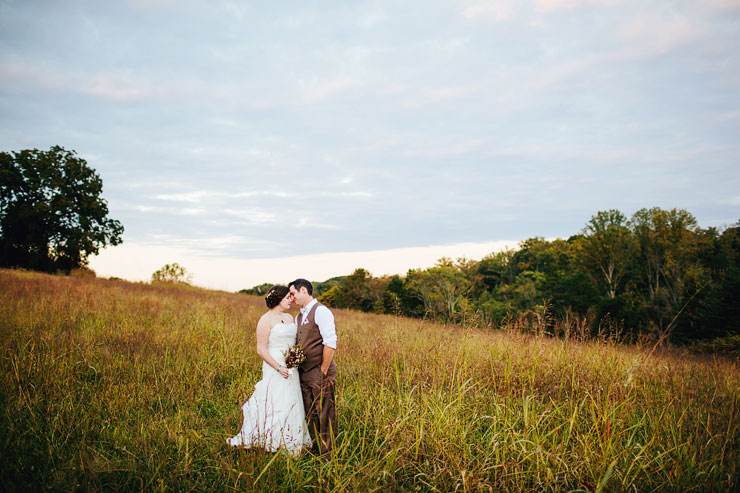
{"left": 289, "top": 278, "right": 313, "bottom": 296}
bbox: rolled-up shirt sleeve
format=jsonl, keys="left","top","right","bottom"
{"left": 315, "top": 305, "right": 337, "bottom": 349}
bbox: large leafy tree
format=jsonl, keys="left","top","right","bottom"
{"left": 629, "top": 207, "right": 707, "bottom": 335}
{"left": 0, "top": 146, "right": 123, "bottom": 272}
{"left": 478, "top": 248, "right": 516, "bottom": 292}
{"left": 707, "top": 223, "right": 740, "bottom": 337}
{"left": 578, "top": 209, "right": 635, "bottom": 299}
{"left": 405, "top": 258, "right": 473, "bottom": 321}
{"left": 336, "top": 268, "right": 380, "bottom": 312}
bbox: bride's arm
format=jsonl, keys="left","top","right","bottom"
{"left": 255, "top": 318, "right": 289, "bottom": 377}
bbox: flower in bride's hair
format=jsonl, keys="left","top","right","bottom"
{"left": 283, "top": 344, "right": 306, "bottom": 369}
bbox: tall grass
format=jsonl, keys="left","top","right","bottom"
{"left": 1, "top": 268, "right": 738, "bottom": 491}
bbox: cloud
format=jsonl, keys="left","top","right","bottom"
{"left": 182, "top": 207, "right": 208, "bottom": 216}
{"left": 232, "top": 191, "right": 291, "bottom": 199}
{"left": 222, "top": 208, "right": 277, "bottom": 223}
{"left": 155, "top": 191, "right": 210, "bottom": 203}
{"left": 85, "top": 74, "right": 157, "bottom": 102}
{"left": 125, "top": 0, "right": 176, "bottom": 12}
{"left": 403, "top": 139, "right": 484, "bottom": 158}
{"left": 391, "top": 80, "right": 487, "bottom": 108}
{"left": 132, "top": 204, "right": 201, "bottom": 217}
{"left": 356, "top": 8, "right": 389, "bottom": 28}
{"left": 461, "top": 0, "right": 619, "bottom": 20}
{"left": 296, "top": 76, "right": 359, "bottom": 105}
{"left": 707, "top": 0, "right": 740, "bottom": 11}
{"left": 334, "top": 138, "right": 400, "bottom": 161}
{"left": 461, "top": 1, "right": 520, "bottom": 21}
{"left": 615, "top": 12, "right": 701, "bottom": 58}
{"left": 145, "top": 233, "right": 278, "bottom": 254}
{"left": 122, "top": 180, "right": 194, "bottom": 191}
{"left": 295, "top": 217, "right": 340, "bottom": 230}
{"left": 152, "top": 189, "right": 291, "bottom": 204}
{"left": 472, "top": 54, "right": 602, "bottom": 111}
{"left": 483, "top": 144, "right": 633, "bottom": 163}
{"left": 0, "top": 59, "right": 277, "bottom": 110}
{"left": 716, "top": 110, "right": 740, "bottom": 122}
{"left": 536, "top": 0, "right": 619, "bottom": 11}
{"left": 337, "top": 191, "right": 374, "bottom": 199}
{"left": 0, "top": 61, "right": 164, "bottom": 102}
{"left": 0, "top": 61, "right": 64, "bottom": 91}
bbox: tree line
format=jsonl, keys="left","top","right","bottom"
{"left": 245, "top": 208, "right": 739, "bottom": 345}
{"left": 3, "top": 147, "right": 737, "bottom": 346}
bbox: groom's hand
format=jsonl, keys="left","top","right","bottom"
{"left": 320, "top": 346, "right": 335, "bottom": 377}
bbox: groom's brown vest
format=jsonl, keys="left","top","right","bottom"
{"left": 296, "top": 302, "right": 325, "bottom": 371}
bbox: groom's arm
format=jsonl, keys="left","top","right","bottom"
{"left": 321, "top": 346, "right": 335, "bottom": 376}
{"left": 316, "top": 306, "right": 337, "bottom": 376}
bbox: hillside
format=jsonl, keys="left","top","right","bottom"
{"left": 1, "top": 269, "right": 738, "bottom": 491}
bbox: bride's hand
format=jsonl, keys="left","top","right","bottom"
{"left": 277, "top": 365, "right": 290, "bottom": 378}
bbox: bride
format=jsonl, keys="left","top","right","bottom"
{"left": 226, "top": 285, "right": 311, "bottom": 455}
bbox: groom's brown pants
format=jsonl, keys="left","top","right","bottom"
{"left": 299, "top": 361, "right": 337, "bottom": 457}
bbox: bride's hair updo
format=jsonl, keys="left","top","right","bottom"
{"left": 265, "top": 285, "right": 289, "bottom": 309}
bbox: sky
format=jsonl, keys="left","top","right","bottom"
{"left": 1, "top": 0, "right": 739, "bottom": 291}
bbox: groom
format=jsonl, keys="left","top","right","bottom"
{"left": 289, "top": 278, "right": 337, "bottom": 457}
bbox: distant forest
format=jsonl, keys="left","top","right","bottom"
{"left": 243, "top": 208, "right": 740, "bottom": 347}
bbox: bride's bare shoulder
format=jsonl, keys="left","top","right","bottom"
{"left": 257, "top": 311, "right": 275, "bottom": 328}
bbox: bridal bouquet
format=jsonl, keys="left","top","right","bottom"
{"left": 283, "top": 344, "right": 306, "bottom": 372}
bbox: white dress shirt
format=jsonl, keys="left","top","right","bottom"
{"left": 300, "top": 298, "right": 337, "bottom": 349}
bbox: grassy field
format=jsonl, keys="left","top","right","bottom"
{"left": 1, "top": 268, "right": 738, "bottom": 492}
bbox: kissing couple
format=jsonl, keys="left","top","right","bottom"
{"left": 226, "top": 278, "right": 338, "bottom": 459}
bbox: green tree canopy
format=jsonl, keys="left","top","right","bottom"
{"left": 151, "top": 263, "right": 192, "bottom": 284}
{"left": 0, "top": 146, "right": 123, "bottom": 272}
{"left": 578, "top": 209, "right": 635, "bottom": 299}
{"left": 629, "top": 207, "right": 706, "bottom": 334}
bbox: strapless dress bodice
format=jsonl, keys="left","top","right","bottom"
{"left": 267, "top": 322, "right": 297, "bottom": 356}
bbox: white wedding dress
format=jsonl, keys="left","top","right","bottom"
{"left": 227, "top": 322, "right": 312, "bottom": 455}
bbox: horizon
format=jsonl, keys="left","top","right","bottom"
{"left": 89, "top": 238, "right": 522, "bottom": 292}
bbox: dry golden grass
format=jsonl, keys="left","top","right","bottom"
{"left": 1, "top": 268, "right": 738, "bottom": 491}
